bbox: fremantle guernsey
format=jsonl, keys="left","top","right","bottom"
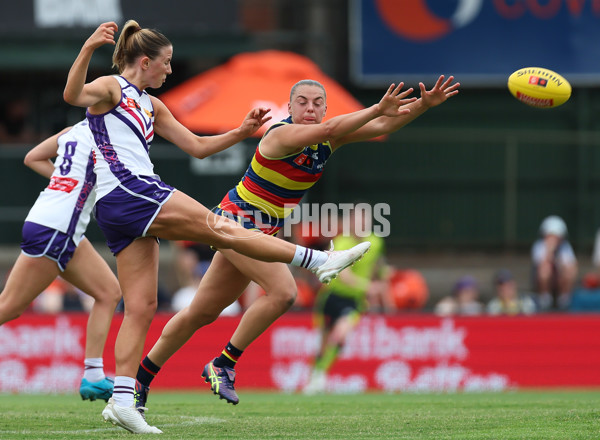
{"left": 219, "top": 116, "right": 332, "bottom": 234}
{"left": 24, "top": 121, "right": 96, "bottom": 245}
{"left": 86, "top": 75, "right": 156, "bottom": 199}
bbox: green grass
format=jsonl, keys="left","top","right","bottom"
{"left": 0, "top": 390, "right": 599, "bottom": 439}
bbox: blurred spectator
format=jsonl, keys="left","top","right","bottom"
{"left": 531, "top": 215, "right": 578, "bottom": 311}
{"left": 172, "top": 241, "right": 213, "bottom": 290}
{"left": 170, "top": 241, "right": 241, "bottom": 314}
{"left": 434, "top": 275, "right": 484, "bottom": 316}
{"left": 487, "top": 269, "right": 536, "bottom": 315}
{"left": 0, "top": 97, "right": 38, "bottom": 144}
{"left": 385, "top": 269, "right": 428, "bottom": 312}
{"left": 32, "top": 277, "right": 88, "bottom": 313}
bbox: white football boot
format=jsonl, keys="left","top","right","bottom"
{"left": 311, "top": 241, "right": 371, "bottom": 284}
{"left": 102, "top": 397, "right": 163, "bottom": 434}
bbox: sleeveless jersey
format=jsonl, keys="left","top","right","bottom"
{"left": 24, "top": 120, "right": 96, "bottom": 245}
{"left": 219, "top": 117, "right": 332, "bottom": 234}
{"left": 87, "top": 75, "right": 156, "bottom": 199}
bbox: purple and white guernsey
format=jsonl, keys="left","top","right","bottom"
{"left": 24, "top": 120, "right": 96, "bottom": 245}
{"left": 87, "top": 75, "right": 156, "bottom": 199}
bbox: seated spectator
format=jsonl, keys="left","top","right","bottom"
{"left": 487, "top": 269, "right": 536, "bottom": 315}
{"left": 170, "top": 241, "right": 241, "bottom": 315}
{"left": 531, "top": 215, "right": 578, "bottom": 310}
{"left": 434, "top": 275, "right": 484, "bottom": 316}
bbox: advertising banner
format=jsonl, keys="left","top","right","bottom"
{"left": 2, "top": 313, "right": 600, "bottom": 393}
{"left": 350, "top": 0, "right": 600, "bottom": 86}
{"left": 0, "top": 0, "right": 238, "bottom": 32}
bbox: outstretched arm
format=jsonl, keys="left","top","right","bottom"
{"left": 23, "top": 127, "right": 71, "bottom": 178}
{"left": 260, "top": 83, "right": 416, "bottom": 157}
{"left": 152, "top": 96, "right": 272, "bottom": 159}
{"left": 63, "top": 22, "right": 120, "bottom": 110}
{"left": 333, "top": 75, "right": 460, "bottom": 149}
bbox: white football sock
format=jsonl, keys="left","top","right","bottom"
{"left": 112, "top": 376, "right": 136, "bottom": 407}
{"left": 83, "top": 358, "right": 105, "bottom": 382}
{"left": 290, "top": 245, "right": 328, "bottom": 270}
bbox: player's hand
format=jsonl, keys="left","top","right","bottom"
{"left": 239, "top": 107, "right": 272, "bottom": 136}
{"left": 377, "top": 83, "right": 416, "bottom": 117}
{"left": 420, "top": 75, "right": 460, "bottom": 108}
{"left": 84, "top": 22, "right": 118, "bottom": 50}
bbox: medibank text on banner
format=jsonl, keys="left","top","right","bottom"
{"left": 3, "top": 313, "right": 600, "bottom": 393}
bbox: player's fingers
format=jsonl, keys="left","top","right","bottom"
{"left": 391, "top": 82, "right": 405, "bottom": 97}
{"left": 445, "top": 82, "right": 460, "bottom": 93}
{"left": 434, "top": 75, "right": 445, "bottom": 88}
{"left": 441, "top": 75, "right": 455, "bottom": 89}
{"left": 397, "top": 87, "right": 414, "bottom": 99}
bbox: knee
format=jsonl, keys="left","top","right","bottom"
{"left": 537, "top": 262, "right": 553, "bottom": 280}
{"left": 97, "top": 283, "right": 122, "bottom": 308}
{"left": 123, "top": 297, "right": 158, "bottom": 323}
{"left": 267, "top": 282, "right": 297, "bottom": 311}
{"left": 107, "top": 283, "right": 123, "bottom": 307}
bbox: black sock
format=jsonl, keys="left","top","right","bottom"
{"left": 213, "top": 341, "right": 243, "bottom": 369}
{"left": 136, "top": 356, "right": 161, "bottom": 387}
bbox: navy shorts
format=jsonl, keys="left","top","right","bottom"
{"left": 20, "top": 221, "right": 78, "bottom": 272}
{"left": 316, "top": 291, "right": 361, "bottom": 330}
{"left": 94, "top": 175, "right": 175, "bottom": 255}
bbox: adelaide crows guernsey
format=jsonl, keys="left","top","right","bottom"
{"left": 219, "top": 117, "right": 332, "bottom": 234}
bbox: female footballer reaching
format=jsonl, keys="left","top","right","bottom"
{"left": 64, "top": 20, "right": 411, "bottom": 434}
{"left": 132, "top": 74, "right": 459, "bottom": 414}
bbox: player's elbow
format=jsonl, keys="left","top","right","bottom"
{"left": 193, "top": 149, "right": 210, "bottom": 160}
{"left": 63, "top": 89, "right": 72, "bottom": 104}
{"left": 63, "top": 89, "right": 79, "bottom": 106}
{"left": 23, "top": 152, "right": 35, "bottom": 169}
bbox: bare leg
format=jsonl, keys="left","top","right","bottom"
{"left": 558, "top": 263, "right": 577, "bottom": 295}
{"left": 148, "top": 250, "right": 297, "bottom": 366}
{"left": 148, "top": 191, "right": 296, "bottom": 262}
{"left": 61, "top": 238, "right": 121, "bottom": 359}
{"left": 536, "top": 261, "right": 554, "bottom": 294}
{"left": 0, "top": 253, "right": 60, "bottom": 323}
{"left": 147, "top": 252, "right": 250, "bottom": 366}
{"left": 114, "top": 237, "right": 160, "bottom": 377}
{"left": 221, "top": 249, "right": 297, "bottom": 350}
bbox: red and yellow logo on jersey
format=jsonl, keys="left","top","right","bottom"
{"left": 126, "top": 97, "right": 140, "bottom": 110}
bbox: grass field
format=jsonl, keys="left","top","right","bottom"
{"left": 0, "top": 390, "right": 598, "bottom": 439}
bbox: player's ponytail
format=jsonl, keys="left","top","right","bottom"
{"left": 112, "top": 20, "right": 171, "bottom": 73}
